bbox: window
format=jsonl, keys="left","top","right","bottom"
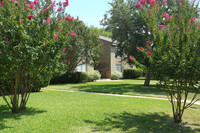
{"left": 116, "top": 64, "right": 122, "bottom": 72}
{"left": 115, "top": 47, "right": 121, "bottom": 58}
{"left": 77, "top": 64, "right": 86, "bottom": 72}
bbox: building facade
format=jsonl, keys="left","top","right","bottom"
{"left": 95, "top": 36, "right": 135, "bottom": 78}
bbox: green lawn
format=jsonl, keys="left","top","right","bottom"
{"left": 0, "top": 90, "right": 200, "bottom": 133}
{"left": 46, "top": 78, "right": 200, "bottom": 100}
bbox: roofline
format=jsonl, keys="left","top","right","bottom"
{"left": 99, "top": 36, "right": 118, "bottom": 45}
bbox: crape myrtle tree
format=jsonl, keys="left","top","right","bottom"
{"left": 0, "top": 0, "right": 72, "bottom": 113}
{"left": 60, "top": 17, "right": 102, "bottom": 73}
{"left": 101, "top": 0, "right": 177, "bottom": 86}
{"left": 133, "top": 0, "right": 200, "bottom": 123}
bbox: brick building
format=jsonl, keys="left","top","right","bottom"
{"left": 94, "top": 36, "right": 135, "bottom": 78}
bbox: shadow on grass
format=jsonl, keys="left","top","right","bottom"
{"left": 85, "top": 112, "right": 200, "bottom": 133}
{"left": 0, "top": 105, "right": 46, "bottom": 130}
{"left": 71, "top": 83, "right": 168, "bottom": 96}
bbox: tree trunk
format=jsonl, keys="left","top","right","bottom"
{"left": 144, "top": 73, "right": 151, "bottom": 86}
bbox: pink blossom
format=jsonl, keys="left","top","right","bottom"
{"left": 57, "top": 26, "right": 62, "bottom": 31}
{"left": 57, "top": 6, "right": 62, "bottom": 12}
{"left": 44, "top": 17, "right": 51, "bottom": 24}
{"left": 49, "top": 4, "right": 53, "bottom": 10}
{"left": 43, "top": 41, "right": 46, "bottom": 44}
{"left": 158, "top": 24, "right": 166, "bottom": 30}
{"left": 34, "top": 0, "right": 40, "bottom": 8}
{"left": 178, "top": 0, "right": 184, "bottom": 7}
{"left": 20, "top": 19, "right": 24, "bottom": 23}
{"left": 65, "top": 16, "right": 74, "bottom": 22}
{"left": 57, "top": 18, "right": 59, "bottom": 22}
{"left": 148, "top": 9, "right": 152, "bottom": 17}
{"left": 57, "top": 1, "right": 62, "bottom": 6}
{"left": 63, "top": 48, "right": 66, "bottom": 51}
{"left": 136, "top": 46, "right": 139, "bottom": 50}
{"left": 140, "top": 0, "right": 147, "bottom": 5}
{"left": 149, "top": 0, "right": 156, "bottom": 7}
{"left": 192, "top": 0, "right": 196, "bottom": 7}
{"left": 29, "top": 2, "right": 35, "bottom": 9}
{"left": 53, "top": 34, "right": 59, "bottom": 39}
{"left": 136, "top": 2, "right": 143, "bottom": 10}
{"left": 43, "top": 8, "right": 47, "bottom": 14}
{"left": 147, "top": 51, "right": 152, "bottom": 56}
{"left": 129, "top": 56, "right": 135, "bottom": 61}
{"left": 189, "top": 18, "right": 195, "bottom": 23}
{"left": 63, "top": 0, "right": 69, "bottom": 7}
{"left": 162, "top": 0, "right": 167, "bottom": 5}
{"left": 70, "top": 31, "right": 76, "bottom": 37}
{"left": 146, "top": 40, "right": 151, "bottom": 45}
{"left": 27, "top": 15, "right": 34, "bottom": 20}
{"left": 11, "top": 0, "right": 16, "bottom": 2}
{"left": 0, "top": 1, "right": 3, "bottom": 6}
{"left": 5, "top": 38, "right": 10, "bottom": 44}
{"left": 163, "top": 12, "right": 172, "bottom": 21}
{"left": 140, "top": 47, "right": 144, "bottom": 50}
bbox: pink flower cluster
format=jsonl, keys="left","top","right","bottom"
{"left": 136, "top": 0, "right": 156, "bottom": 10}
{"left": 20, "top": 19, "right": 24, "bottom": 23}
{"left": 53, "top": 34, "right": 59, "bottom": 39}
{"left": 136, "top": 46, "right": 144, "bottom": 50}
{"left": 56, "top": 0, "right": 69, "bottom": 12}
{"left": 147, "top": 51, "right": 152, "bottom": 56}
{"left": 163, "top": 12, "right": 172, "bottom": 21}
{"left": 162, "top": 0, "right": 167, "bottom": 5}
{"left": 27, "top": 14, "right": 34, "bottom": 20}
{"left": 149, "top": 0, "right": 156, "bottom": 7}
{"left": 158, "top": 24, "right": 166, "bottom": 30}
{"left": 70, "top": 31, "right": 76, "bottom": 37}
{"left": 65, "top": 16, "right": 74, "bottom": 22}
{"left": 146, "top": 40, "right": 151, "bottom": 45}
{"left": 129, "top": 56, "right": 135, "bottom": 61}
{"left": 140, "top": 0, "right": 147, "bottom": 5}
{"left": 44, "top": 17, "right": 51, "bottom": 24}
{"left": 5, "top": 38, "right": 10, "bottom": 44}
{"left": 189, "top": 18, "right": 195, "bottom": 23}
{"left": 136, "top": 2, "right": 142, "bottom": 10}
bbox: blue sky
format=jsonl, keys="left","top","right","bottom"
{"left": 62, "top": 0, "right": 113, "bottom": 28}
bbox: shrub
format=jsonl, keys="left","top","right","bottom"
{"left": 50, "top": 72, "right": 87, "bottom": 84}
{"left": 123, "top": 69, "right": 143, "bottom": 79}
{"left": 111, "top": 71, "right": 122, "bottom": 80}
{"left": 86, "top": 70, "right": 101, "bottom": 82}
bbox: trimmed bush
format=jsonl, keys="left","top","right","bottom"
{"left": 86, "top": 70, "right": 101, "bottom": 82}
{"left": 50, "top": 72, "right": 87, "bottom": 84}
{"left": 111, "top": 71, "right": 122, "bottom": 80}
{"left": 123, "top": 68, "right": 143, "bottom": 79}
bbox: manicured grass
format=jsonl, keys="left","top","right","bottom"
{"left": 0, "top": 90, "right": 200, "bottom": 133}
{"left": 46, "top": 78, "right": 200, "bottom": 100}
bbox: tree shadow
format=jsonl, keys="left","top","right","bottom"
{"left": 85, "top": 112, "right": 200, "bottom": 133}
{"left": 72, "top": 83, "right": 168, "bottom": 97}
{"left": 0, "top": 105, "right": 46, "bottom": 130}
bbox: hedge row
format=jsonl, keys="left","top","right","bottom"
{"left": 123, "top": 68, "right": 143, "bottom": 79}
{"left": 50, "top": 70, "right": 101, "bottom": 84}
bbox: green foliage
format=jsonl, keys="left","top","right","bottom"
{"left": 123, "top": 69, "right": 143, "bottom": 79}
{"left": 89, "top": 26, "right": 112, "bottom": 38}
{"left": 102, "top": 0, "right": 148, "bottom": 62}
{"left": 50, "top": 72, "right": 87, "bottom": 84}
{"left": 111, "top": 71, "right": 122, "bottom": 80}
{"left": 86, "top": 70, "right": 101, "bottom": 82}
{"left": 137, "top": 0, "right": 200, "bottom": 123}
{"left": 60, "top": 18, "right": 102, "bottom": 72}
{"left": 0, "top": 0, "right": 71, "bottom": 113}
